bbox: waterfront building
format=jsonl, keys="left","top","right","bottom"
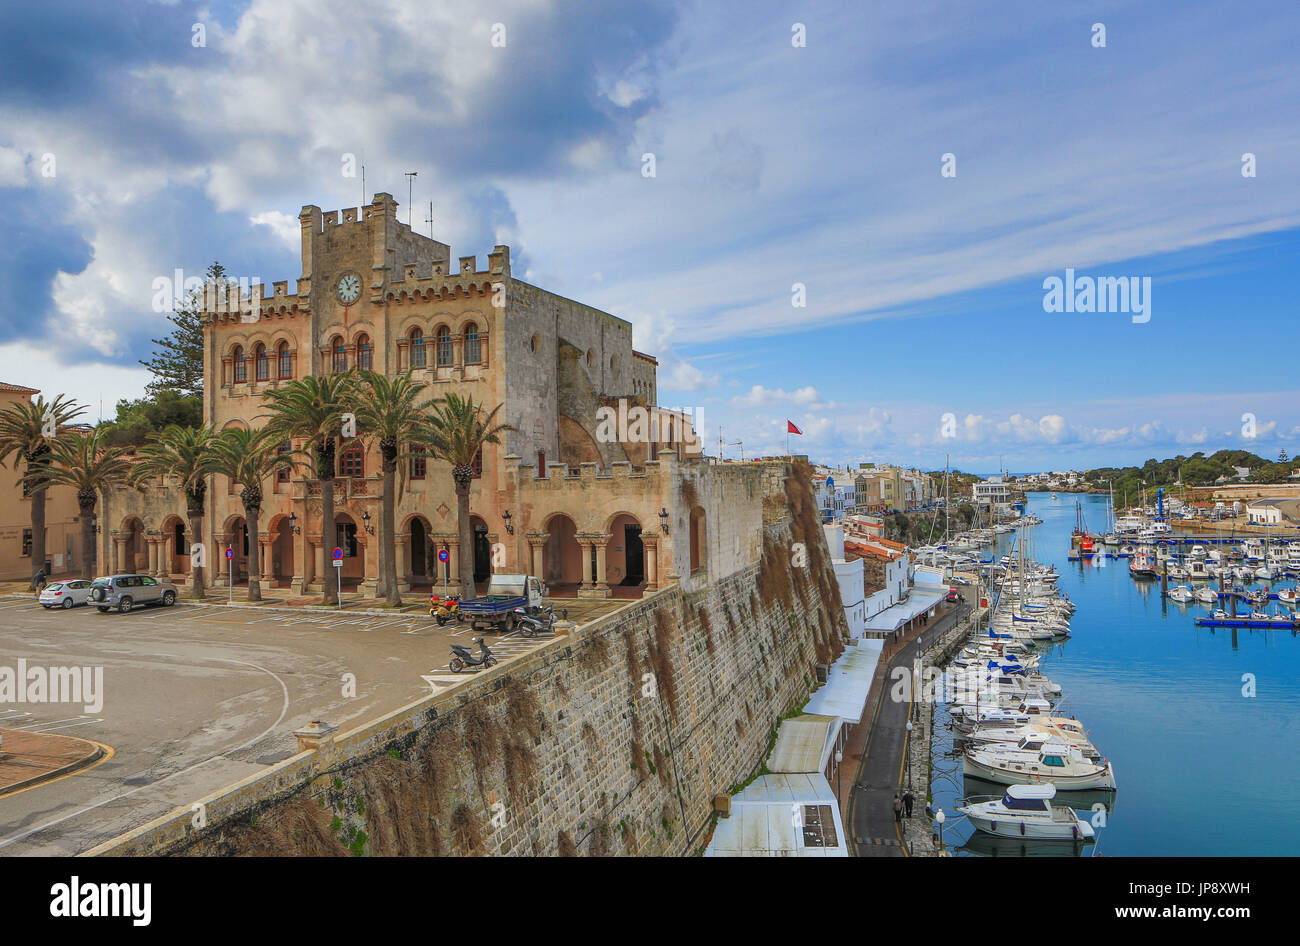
{"left": 91, "top": 193, "right": 771, "bottom": 599}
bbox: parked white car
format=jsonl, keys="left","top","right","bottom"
{"left": 39, "top": 579, "right": 94, "bottom": 609}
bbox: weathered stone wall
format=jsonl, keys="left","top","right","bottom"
{"left": 87, "top": 464, "right": 847, "bottom": 857}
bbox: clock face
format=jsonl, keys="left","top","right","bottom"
{"left": 336, "top": 272, "right": 361, "bottom": 305}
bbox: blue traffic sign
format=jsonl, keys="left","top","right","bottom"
{"left": 333, "top": 547, "right": 344, "bottom": 560}
{"left": 437, "top": 548, "right": 450, "bottom": 563}
{"left": 224, "top": 548, "right": 234, "bottom": 560}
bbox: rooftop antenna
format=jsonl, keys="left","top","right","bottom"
{"left": 425, "top": 201, "right": 434, "bottom": 239}
{"left": 404, "top": 171, "right": 418, "bottom": 227}
{"left": 361, "top": 164, "right": 366, "bottom": 209}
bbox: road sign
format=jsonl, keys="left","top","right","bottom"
{"left": 437, "top": 548, "right": 450, "bottom": 563}
{"left": 225, "top": 547, "right": 234, "bottom": 560}
{"left": 333, "top": 547, "right": 344, "bottom": 560}
{"left": 332, "top": 559, "right": 343, "bottom": 568}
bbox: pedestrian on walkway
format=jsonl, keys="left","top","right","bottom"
{"left": 33, "top": 567, "right": 46, "bottom": 597}
{"left": 893, "top": 793, "right": 902, "bottom": 823}
{"left": 903, "top": 789, "right": 915, "bottom": 818}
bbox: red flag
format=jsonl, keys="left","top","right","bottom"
{"left": 787, "top": 420, "right": 802, "bottom": 435}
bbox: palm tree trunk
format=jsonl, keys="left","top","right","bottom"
{"left": 187, "top": 494, "right": 206, "bottom": 599}
{"left": 321, "top": 475, "right": 337, "bottom": 604}
{"left": 79, "top": 499, "right": 96, "bottom": 580}
{"left": 457, "top": 480, "right": 473, "bottom": 598}
{"left": 29, "top": 484, "right": 47, "bottom": 588}
{"left": 246, "top": 505, "right": 262, "bottom": 601}
{"left": 381, "top": 457, "right": 400, "bottom": 606}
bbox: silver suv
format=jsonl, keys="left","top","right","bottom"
{"left": 89, "top": 574, "right": 178, "bottom": 613}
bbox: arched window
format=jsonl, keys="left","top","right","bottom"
{"left": 436, "top": 326, "right": 453, "bottom": 367}
{"left": 464, "top": 322, "right": 481, "bottom": 364}
{"left": 356, "top": 333, "right": 372, "bottom": 370}
{"left": 232, "top": 345, "right": 246, "bottom": 383}
{"left": 338, "top": 442, "right": 364, "bottom": 478}
{"left": 254, "top": 343, "right": 269, "bottom": 381}
{"left": 277, "top": 341, "right": 292, "bottom": 379}
{"left": 331, "top": 336, "right": 346, "bottom": 374}
{"left": 409, "top": 328, "right": 426, "bottom": 368}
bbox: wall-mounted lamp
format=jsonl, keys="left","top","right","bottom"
{"left": 502, "top": 510, "right": 514, "bottom": 536}
{"left": 362, "top": 510, "right": 375, "bottom": 535}
{"left": 659, "top": 507, "right": 670, "bottom": 535}
{"left": 288, "top": 511, "right": 302, "bottom": 535}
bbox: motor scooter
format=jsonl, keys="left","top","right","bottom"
{"left": 449, "top": 637, "right": 497, "bottom": 673}
{"left": 513, "top": 605, "right": 567, "bottom": 638}
{"left": 430, "top": 593, "right": 460, "bottom": 626}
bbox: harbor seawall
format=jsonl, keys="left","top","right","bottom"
{"left": 86, "top": 465, "right": 848, "bottom": 856}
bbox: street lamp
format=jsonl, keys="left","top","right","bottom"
{"left": 659, "top": 507, "right": 670, "bottom": 535}
{"left": 502, "top": 510, "right": 514, "bottom": 536}
{"left": 288, "top": 511, "right": 301, "bottom": 535}
{"left": 905, "top": 720, "right": 913, "bottom": 788}
{"left": 935, "top": 808, "right": 946, "bottom": 850}
{"left": 362, "top": 510, "right": 375, "bottom": 535}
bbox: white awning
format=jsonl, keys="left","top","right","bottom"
{"left": 863, "top": 590, "right": 943, "bottom": 632}
{"left": 803, "top": 639, "right": 883, "bottom": 724}
{"left": 705, "top": 773, "right": 848, "bottom": 857}
{"left": 768, "top": 714, "right": 838, "bottom": 774}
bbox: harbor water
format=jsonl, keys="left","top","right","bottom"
{"left": 930, "top": 491, "right": 1300, "bottom": 856}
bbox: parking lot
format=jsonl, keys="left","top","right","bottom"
{"left": 0, "top": 594, "right": 575, "bottom": 855}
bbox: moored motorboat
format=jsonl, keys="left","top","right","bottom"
{"left": 958, "top": 783, "right": 1095, "bottom": 841}
{"left": 962, "top": 739, "right": 1117, "bottom": 790}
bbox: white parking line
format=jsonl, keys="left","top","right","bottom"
{"left": 27, "top": 718, "right": 105, "bottom": 733}
{"left": 12, "top": 715, "right": 95, "bottom": 730}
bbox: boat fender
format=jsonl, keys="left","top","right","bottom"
{"left": 1072, "top": 824, "right": 1078, "bottom": 840}
{"left": 1020, "top": 822, "right": 1026, "bottom": 836}
{"left": 990, "top": 821, "right": 997, "bottom": 831}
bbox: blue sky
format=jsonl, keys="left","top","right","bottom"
{"left": 1, "top": 0, "right": 1297, "bottom": 472}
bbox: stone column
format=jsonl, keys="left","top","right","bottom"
{"left": 395, "top": 532, "right": 410, "bottom": 592}
{"left": 111, "top": 532, "right": 127, "bottom": 573}
{"left": 146, "top": 537, "right": 158, "bottom": 575}
{"left": 594, "top": 533, "right": 611, "bottom": 595}
{"left": 446, "top": 540, "right": 460, "bottom": 590}
{"left": 259, "top": 537, "right": 274, "bottom": 583}
{"left": 292, "top": 521, "right": 308, "bottom": 594}
{"left": 312, "top": 536, "right": 325, "bottom": 591}
{"left": 525, "top": 532, "right": 548, "bottom": 579}
{"left": 642, "top": 535, "right": 659, "bottom": 591}
{"left": 579, "top": 537, "right": 594, "bottom": 590}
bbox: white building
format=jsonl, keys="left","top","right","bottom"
{"left": 823, "top": 524, "right": 866, "bottom": 638}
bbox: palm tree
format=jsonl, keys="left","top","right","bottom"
{"left": 130, "top": 425, "right": 218, "bottom": 598}
{"left": 206, "top": 426, "right": 301, "bottom": 601}
{"left": 354, "top": 370, "right": 441, "bottom": 606}
{"left": 420, "top": 393, "right": 514, "bottom": 598}
{"left": 261, "top": 373, "right": 359, "bottom": 604}
{"left": 0, "top": 394, "right": 86, "bottom": 587}
{"left": 35, "top": 427, "right": 132, "bottom": 579}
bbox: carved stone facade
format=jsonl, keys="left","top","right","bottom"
{"left": 97, "top": 193, "right": 736, "bottom": 598}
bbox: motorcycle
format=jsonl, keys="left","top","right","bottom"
{"left": 449, "top": 637, "right": 497, "bottom": 673}
{"left": 513, "top": 605, "right": 567, "bottom": 638}
{"left": 429, "top": 593, "right": 460, "bottom": 626}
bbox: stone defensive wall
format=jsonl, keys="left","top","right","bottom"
{"left": 85, "top": 462, "right": 849, "bottom": 856}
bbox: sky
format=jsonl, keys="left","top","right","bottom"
{"left": 1, "top": 0, "right": 1297, "bottom": 473}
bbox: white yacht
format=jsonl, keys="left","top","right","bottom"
{"left": 958, "top": 784, "right": 1095, "bottom": 841}
{"left": 1167, "top": 584, "right": 1193, "bottom": 603}
{"left": 963, "top": 740, "right": 1117, "bottom": 791}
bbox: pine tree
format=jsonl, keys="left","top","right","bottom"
{"left": 139, "top": 261, "right": 225, "bottom": 397}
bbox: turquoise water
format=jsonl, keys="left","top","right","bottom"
{"left": 932, "top": 491, "right": 1300, "bottom": 857}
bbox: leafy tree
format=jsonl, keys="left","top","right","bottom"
{"left": 206, "top": 426, "right": 301, "bottom": 602}
{"left": 34, "top": 427, "right": 132, "bottom": 579}
{"left": 129, "top": 425, "right": 218, "bottom": 597}
{"left": 139, "top": 261, "right": 225, "bottom": 397}
{"left": 100, "top": 389, "right": 203, "bottom": 447}
{"left": 354, "top": 371, "right": 440, "bottom": 606}
{"left": 0, "top": 394, "right": 87, "bottom": 586}
{"left": 261, "top": 372, "right": 360, "bottom": 604}
{"left": 419, "top": 394, "right": 514, "bottom": 597}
